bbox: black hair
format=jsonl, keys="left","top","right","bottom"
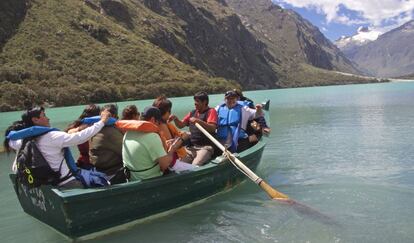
{"left": 194, "top": 91, "right": 209, "bottom": 104}
{"left": 102, "top": 104, "right": 118, "bottom": 118}
{"left": 122, "top": 105, "right": 139, "bottom": 120}
{"left": 153, "top": 96, "right": 172, "bottom": 117}
{"left": 65, "top": 104, "right": 101, "bottom": 131}
{"left": 21, "top": 106, "right": 45, "bottom": 127}
{"left": 3, "top": 121, "right": 26, "bottom": 153}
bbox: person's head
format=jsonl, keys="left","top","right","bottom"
{"left": 21, "top": 106, "right": 49, "bottom": 127}
{"left": 224, "top": 90, "right": 238, "bottom": 108}
{"left": 193, "top": 91, "right": 209, "bottom": 112}
{"left": 65, "top": 104, "right": 100, "bottom": 131}
{"left": 122, "top": 105, "right": 140, "bottom": 120}
{"left": 141, "top": 106, "right": 162, "bottom": 125}
{"left": 102, "top": 104, "right": 118, "bottom": 119}
{"left": 3, "top": 121, "right": 25, "bottom": 153}
{"left": 79, "top": 104, "right": 100, "bottom": 120}
{"left": 233, "top": 89, "right": 243, "bottom": 99}
{"left": 153, "top": 96, "right": 172, "bottom": 122}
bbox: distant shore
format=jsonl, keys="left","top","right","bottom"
{"left": 389, "top": 78, "right": 414, "bottom": 82}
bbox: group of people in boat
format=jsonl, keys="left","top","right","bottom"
{"left": 4, "top": 90, "right": 270, "bottom": 190}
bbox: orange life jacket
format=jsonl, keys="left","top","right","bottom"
{"left": 115, "top": 120, "right": 167, "bottom": 151}
{"left": 165, "top": 123, "right": 187, "bottom": 159}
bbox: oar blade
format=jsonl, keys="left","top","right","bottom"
{"left": 259, "top": 180, "right": 290, "bottom": 200}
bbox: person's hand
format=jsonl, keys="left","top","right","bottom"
{"left": 189, "top": 117, "right": 200, "bottom": 124}
{"left": 168, "top": 114, "right": 177, "bottom": 123}
{"left": 168, "top": 138, "right": 181, "bottom": 152}
{"left": 181, "top": 132, "right": 190, "bottom": 141}
{"left": 166, "top": 139, "right": 175, "bottom": 148}
{"left": 100, "top": 109, "right": 111, "bottom": 124}
{"left": 248, "top": 134, "right": 258, "bottom": 143}
{"left": 263, "top": 127, "right": 271, "bottom": 135}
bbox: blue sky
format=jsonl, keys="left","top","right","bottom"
{"left": 272, "top": 0, "right": 414, "bottom": 41}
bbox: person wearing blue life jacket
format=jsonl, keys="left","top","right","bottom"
{"left": 215, "top": 90, "right": 263, "bottom": 153}
{"left": 6, "top": 106, "right": 111, "bottom": 189}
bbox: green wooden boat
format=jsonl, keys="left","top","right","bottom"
{"left": 9, "top": 140, "right": 266, "bottom": 238}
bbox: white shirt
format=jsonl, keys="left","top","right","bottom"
{"left": 9, "top": 121, "right": 105, "bottom": 185}
{"left": 215, "top": 104, "right": 261, "bottom": 130}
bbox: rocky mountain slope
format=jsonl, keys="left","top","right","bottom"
{"left": 225, "top": 0, "right": 363, "bottom": 85}
{"left": 0, "top": 0, "right": 380, "bottom": 111}
{"left": 339, "top": 20, "right": 414, "bottom": 77}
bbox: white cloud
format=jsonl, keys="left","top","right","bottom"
{"left": 272, "top": 0, "right": 414, "bottom": 28}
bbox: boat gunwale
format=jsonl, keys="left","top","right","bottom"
{"left": 49, "top": 140, "right": 266, "bottom": 201}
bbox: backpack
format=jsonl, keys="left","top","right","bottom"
{"left": 16, "top": 137, "right": 70, "bottom": 187}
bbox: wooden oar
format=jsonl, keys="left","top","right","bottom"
{"left": 195, "top": 123, "right": 338, "bottom": 225}
{"left": 195, "top": 123, "right": 289, "bottom": 201}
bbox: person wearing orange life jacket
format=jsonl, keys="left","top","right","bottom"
{"left": 121, "top": 106, "right": 196, "bottom": 181}
{"left": 152, "top": 95, "right": 189, "bottom": 160}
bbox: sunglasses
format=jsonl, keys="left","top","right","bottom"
{"left": 26, "top": 106, "right": 44, "bottom": 117}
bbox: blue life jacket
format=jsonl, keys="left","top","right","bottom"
{"left": 81, "top": 116, "right": 117, "bottom": 125}
{"left": 237, "top": 100, "right": 254, "bottom": 109}
{"left": 8, "top": 126, "right": 109, "bottom": 188}
{"left": 217, "top": 103, "right": 247, "bottom": 152}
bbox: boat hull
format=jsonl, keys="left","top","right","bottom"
{"left": 10, "top": 141, "right": 265, "bottom": 238}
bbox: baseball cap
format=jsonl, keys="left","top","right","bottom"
{"left": 141, "top": 106, "right": 162, "bottom": 121}
{"left": 224, "top": 90, "right": 238, "bottom": 98}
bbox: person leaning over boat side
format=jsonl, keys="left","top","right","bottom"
{"left": 233, "top": 88, "right": 255, "bottom": 109}
{"left": 152, "top": 95, "right": 189, "bottom": 160}
{"left": 121, "top": 105, "right": 140, "bottom": 120}
{"left": 4, "top": 121, "right": 26, "bottom": 172}
{"left": 169, "top": 91, "right": 218, "bottom": 166}
{"left": 215, "top": 90, "right": 263, "bottom": 153}
{"left": 7, "top": 106, "right": 110, "bottom": 189}
{"left": 89, "top": 104, "right": 125, "bottom": 184}
{"left": 122, "top": 106, "right": 195, "bottom": 181}
{"left": 65, "top": 104, "right": 101, "bottom": 170}
{"left": 233, "top": 88, "right": 271, "bottom": 136}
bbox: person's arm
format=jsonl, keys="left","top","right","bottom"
{"left": 156, "top": 137, "right": 184, "bottom": 171}
{"left": 59, "top": 110, "right": 110, "bottom": 147}
{"left": 254, "top": 104, "right": 263, "bottom": 118}
{"left": 67, "top": 124, "right": 89, "bottom": 134}
{"left": 8, "top": 139, "right": 22, "bottom": 151}
{"left": 190, "top": 109, "right": 217, "bottom": 133}
{"left": 170, "top": 112, "right": 190, "bottom": 129}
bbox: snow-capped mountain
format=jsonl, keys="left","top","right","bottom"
{"left": 335, "top": 26, "right": 381, "bottom": 54}
{"left": 343, "top": 20, "right": 414, "bottom": 77}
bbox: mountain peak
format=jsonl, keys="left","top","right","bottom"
{"left": 335, "top": 26, "right": 381, "bottom": 53}
{"left": 342, "top": 19, "right": 414, "bottom": 78}
{"left": 357, "top": 26, "right": 370, "bottom": 33}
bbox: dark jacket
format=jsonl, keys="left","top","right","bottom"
{"left": 89, "top": 126, "right": 123, "bottom": 176}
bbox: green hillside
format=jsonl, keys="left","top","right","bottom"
{"left": 0, "top": 0, "right": 237, "bottom": 111}
{"left": 0, "top": 0, "right": 384, "bottom": 112}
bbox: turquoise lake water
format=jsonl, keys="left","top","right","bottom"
{"left": 1, "top": 82, "right": 414, "bottom": 242}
